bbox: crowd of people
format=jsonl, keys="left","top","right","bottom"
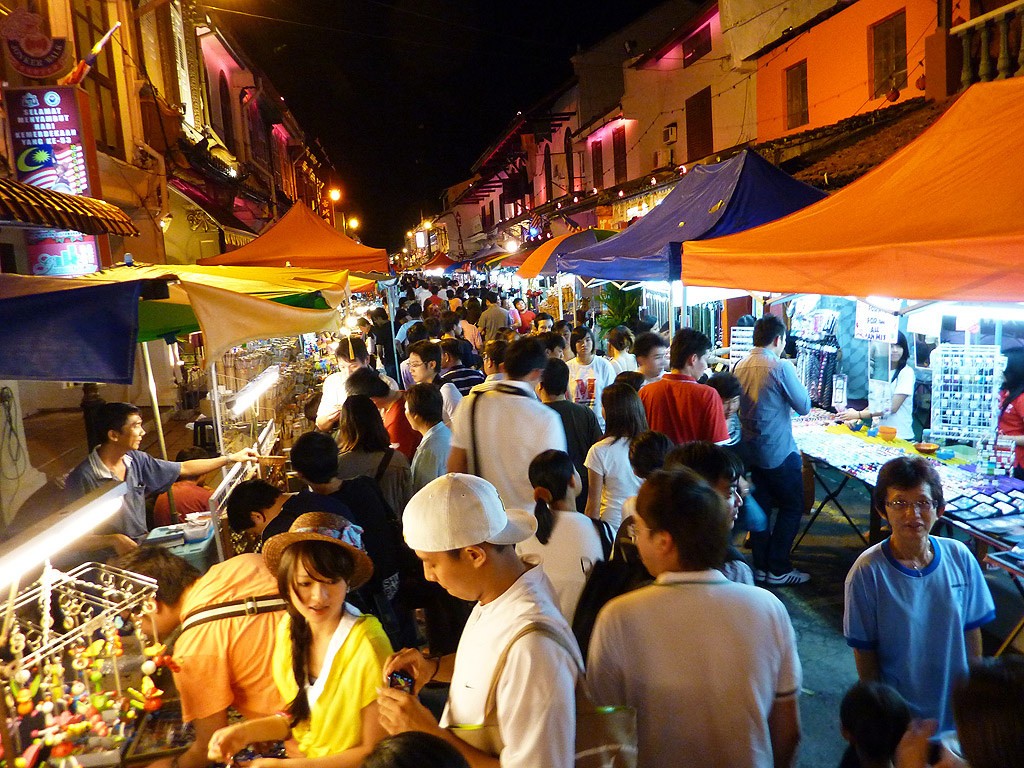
{"left": 58, "top": 276, "right": 1022, "bottom": 768}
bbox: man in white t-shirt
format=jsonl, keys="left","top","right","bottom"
{"left": 407, "top": 339, "right": 463, "bottom": 427}
{"left": 588, "top": 468, "right": 802, "bottom": 768}
{"left": 378, "top": 474, "right": 580, "bottom": 768}
{"left": 315, "top": 336, "right": 398, "bottom": 431}
{"left": 448, "top": 337, "right": 567, "bottom": 512}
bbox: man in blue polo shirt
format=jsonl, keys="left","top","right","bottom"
{"left": 66, "top": 402, "right": 256, "bottom": 561}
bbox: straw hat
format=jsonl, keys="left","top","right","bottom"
{"left": 262, "top": 512, "right": 373, "bottom": 590}
{"left": 403, "top": 473, "right": 537, "bottom": 552}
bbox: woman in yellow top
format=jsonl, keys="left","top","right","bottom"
{"left": 207, "top": 512, "right": 391, "bottom": 768}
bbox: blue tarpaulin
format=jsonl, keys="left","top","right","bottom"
{"left": 556, "top": 150, "right": 826, "bottom": 281}
{"left": 0, "top": 275, "right": 142, "bottom": 384}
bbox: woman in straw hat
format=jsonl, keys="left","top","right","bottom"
{"left": 207, "top": 512, "right": 391, "bottom": 767}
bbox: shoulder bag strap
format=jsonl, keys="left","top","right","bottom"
{"left": 481, "top": 623, "right": 583, "bottom": 722}
{"left": 178, "top": 594, "right": 287, "bottom": 635}
{"left": 374, "top": 447, "right": 395, "bottom": 483}
{"left": 469, "top": 390, "right": 483, "bottom": 477}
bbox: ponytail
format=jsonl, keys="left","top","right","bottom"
{"left": 528, "top": 450, "right": 576, "bottom": 547}
{"left": 287, "top": 610, "right": 312, "bottom": 725}
{"left": 534, "top": 490, "right": 555, "bottom": 545}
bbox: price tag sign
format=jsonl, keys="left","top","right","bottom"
{"left": 854, "top": 301, "right": 898, "bottom": 344}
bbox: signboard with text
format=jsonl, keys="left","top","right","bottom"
{"left": 854, "top": 300, "right": 898, "bottom": 344}
{"left": 5, "top": 86, "right": 108, "bottom": 276}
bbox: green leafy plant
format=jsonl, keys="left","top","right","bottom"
{"left": 595, "top": 284, "right": 640, "bottom": 338}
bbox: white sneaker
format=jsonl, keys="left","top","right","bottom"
{"left": 765, "top": 569, "right": 811, "bottom": 586}
{"left": 754, "top": 569, "right": 767, "bottom": 583}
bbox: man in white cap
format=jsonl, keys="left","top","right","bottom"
{"left": 377, "top": 473, "right": 581, "bottom": 768}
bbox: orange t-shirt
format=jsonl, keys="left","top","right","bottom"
{"left": 172, "top": 554, "right": 286, "bottom": 722}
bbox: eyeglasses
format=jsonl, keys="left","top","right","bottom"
{"left": 408, "top": 361, "right": 424, "bottom": 369}
{"left": 884, "top": 499, "right": 935, "bottom": 513}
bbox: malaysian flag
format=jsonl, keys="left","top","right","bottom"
{"left": 17, "top": 144, "right": 59, "bottom": 189}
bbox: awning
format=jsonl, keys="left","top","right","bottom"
{"left": 0, "top": 176, "right": 139, "bottom": 236}
{"left": 516, "top": 230, "right": 617, "bottom": 279}
{"left": 681, "top": 79, "right": 1024, "bottom": 302}
{"left": 169, "top": 179, "right": 257, "bottom": 246}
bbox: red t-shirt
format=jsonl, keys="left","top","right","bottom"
{"left": 382, "top": 395, "right": 421, "bottom": 460}
{"left": 999, "top": 390, "right": 1024, "bottom": 468}
{"left": 153, "top": 481, "right": 213, "bottom": 527}
{"left": 639, "top": 373, "right": 729, "bottom": 445}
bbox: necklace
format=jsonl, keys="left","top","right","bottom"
{"left": 891, "top": 540, "right": 934, "bottom": 572}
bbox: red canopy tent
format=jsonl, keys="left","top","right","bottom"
{"left": 420, "top": 251, "right": 460, "bottom": 270}
{"left": 198, "top": 202, "right": 390, "bottom": 273}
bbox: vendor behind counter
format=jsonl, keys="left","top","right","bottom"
{"left": 840, "top": 333, "right": 916, "bottom": 441}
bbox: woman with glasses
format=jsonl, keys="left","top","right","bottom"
{"left": 843, "top": 457, "right": 995, "bottom": 736}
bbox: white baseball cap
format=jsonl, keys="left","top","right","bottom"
{"left": 403, "top": 473, "right": 537, "bottom": 552}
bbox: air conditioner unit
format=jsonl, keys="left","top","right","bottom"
{"left": 662, "top": 124, "right": 677, "bottom": 144}
{"left": 654, "top": 148, "right": 674, "bottom": 169}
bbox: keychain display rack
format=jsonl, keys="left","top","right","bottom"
{"left": 4, "top": 562, "right": 157, "bottom": 670}
{"left": 729, "top": 327, "right": 754, "bottom": 362}
{"left": 929, "top": 344, "right": 1004, "bottom": 442}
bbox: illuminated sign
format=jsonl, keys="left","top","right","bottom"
{"left": 0, "top": 8, "right": 71, "bottom": 80}
{"left": 5, "top": 86, "right": 107, "bottom": 276}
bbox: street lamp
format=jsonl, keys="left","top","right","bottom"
{"left": 328, "top": 188, "right": 341, "bottom": 202}
{"left": 347, "top": 217, "right": 359, "bottom": 231}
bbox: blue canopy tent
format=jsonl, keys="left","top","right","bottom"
{"left": 556, "top": 150, "right": 826, "bottom": 281}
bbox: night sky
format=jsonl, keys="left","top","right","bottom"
{"left": 210, "top": 0, "right": 666, "bottom": 251}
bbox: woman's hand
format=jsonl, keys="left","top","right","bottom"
{"left": 894, "top": 719, "right": 937, "bottom": 768}
{"left": 207, "top": 723, "right": 251, "bottom": 763}
{"left": 839, "top": 408, "right": 863, "bottom": 422}
{"left": 376, "top": 687, "right": 442, "bottom": 736}
{"left": 382, "top": 648, "right": 433, "bottom": 695}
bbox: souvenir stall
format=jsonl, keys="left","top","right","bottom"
{"left": 681, "top": 78, "right": 1024, "bottom": 650}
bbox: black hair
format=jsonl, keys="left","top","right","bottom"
{"left": 1001, "top": 348, "right": 1024, "bottom": 419}
{"left": 226, "top": 478, "right": 283, "bottom": 532}
{"left": 439, "top": 337, "right": 464, "bottom": 363}
{"left": 111, "top": 547, "right": 200, "bottom": 606}
{"left": 97, "top": 402, "right": 140, "bottom": 443}
{"left": 636, "top": 468, "right": 730, "bottom": 570}
{"left": 406, "top": 322, "right": 430, "bottom": 345}
{"left": 408, "top": 340, "right": 442, "bottom": 379}
{"left": 440, "top": 311, "right": 461, "bottom": 336}
{"left": 290, "top": 431, "right": 340, "bottom": 484}
{"left": 405, "top": 383, "right": 443, "bottom": 425}
{"left": 707, "top": 371, "right": 742, "bottom": 401}
{"left": 614, "top": 371, "right": 645, "bottom": 392}
{"left": 891, "top": 331, "right": 910, "bottom": 383}
{"left": 873, "top": 456, "right": 944, "bottom": 517}
{"left": 629, "top": 431, "right": 674, "bottom": 479}
{"left": 337, "top": 395, "right": 391, "bottom": 453}
{"left": 362, "top": 733, "right": 470, "bottom": 768}
{"left": 504, "top": 337, "right": 548, "bottom": 379}
{"left": 538, "top": 331, "right": 568, "bottom": 354}
{"left": 602, "top": 383, "right": 648, "bottom": 441}
{"left": 335, "top": 335, "right": 369, "bottom": 363}
{"left": 483, "top": 339, "right": 508, "bottom": 369}
{"left": 569, "top": 325, "right": 595, "bottom": 356}
{"left": 669, "top": 328, "right": 712, "bottom": 370}
{"left": 840, "top": 681, "right": 911, "bottom": 766}
{"left": 407, "top": 303, "right": 422, "bottom": 319}
{"left": 533, "top": 312, "right": 554, "bottom": 328}
{"left": 553, "top": 319, "right": 572, "bottom": 336}
{"left": 529, "top": 450, "right": 575, "bottom": 545}
{"left": 606, "top": 325, "right": 634, "bottom": 353}
{"left": 664, "top": 441, "right": 742, "bottom": 485}
{"left": 753, "top": 314, "right": 787, "bottom": 347}
{"left": 632, "top": 331, "right": 669, "bottom": 359}
{"left": 465, "top": 302, "right": 482, "bottom": 324}
{"left": 345, "top": 367, "right": 390, "bottom": 399}
{"left": 953, "top": 656, "right": 1024, "bottom": 768}
{"left": 539, "top": 357, "right": 569, "bottom": 395}
{"left": 277, "top": 540, "right": 357, "bottom": 725}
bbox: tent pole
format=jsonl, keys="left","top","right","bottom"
{"left": 667, "top": 283, "right": 676, "bottom": 338}
{"left": 209, "top": 361, "right": 225, "bottom": 454}
{"left": 557, "top": 272, "right": 564, "bottom": 321}
{"left": 680, "top": 281, "right": 687, "bottom": 329}
{"left": 140, "top": 341, "right": 168, "bottom": 460}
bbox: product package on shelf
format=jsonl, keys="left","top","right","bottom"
{"left": 929, "top": 345, "right": 1005, "bottom": 443}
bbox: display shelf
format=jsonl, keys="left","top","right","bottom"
{"left": 728, "top": 327, "right": 753, "bottom": 362}
{"left": 929, "top": 344, "right": 1004, "bottom": 443}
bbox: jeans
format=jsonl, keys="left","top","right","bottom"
{"left": 749, "top": 451, "right": 805, "bottom": 575}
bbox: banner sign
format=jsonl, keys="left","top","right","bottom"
{"left": 5, "top": 86, "right": 106, "bottom": 276}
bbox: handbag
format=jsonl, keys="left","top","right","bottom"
{"left": 448, "top": 623, "right": 637, "bottom": 767}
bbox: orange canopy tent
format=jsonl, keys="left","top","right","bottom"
{"left": 197, "top": 202, "right": 390, "bottom": 273}
{"left": 681, "top": 78, "right": 1024, "bottom": 303}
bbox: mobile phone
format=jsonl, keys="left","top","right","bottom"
{"left": 388, "top": 671, "right": 414, "bottom": 694}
